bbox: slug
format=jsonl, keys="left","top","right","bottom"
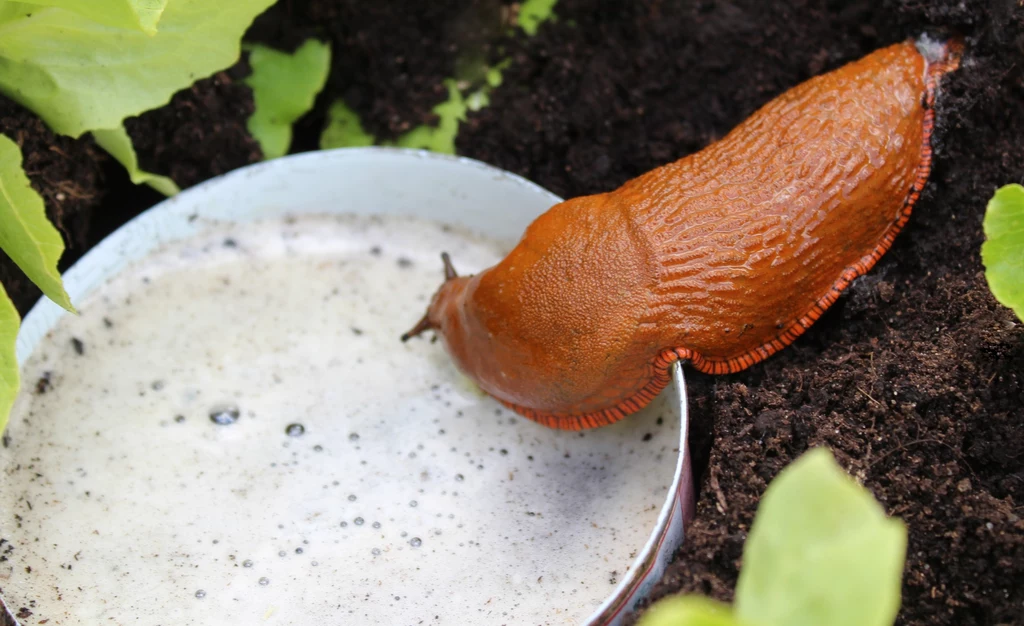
{"left": 403, "top": 38, "right": 963, "bottom": 431}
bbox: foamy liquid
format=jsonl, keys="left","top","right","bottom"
{"left": 0, "top": 214, "right": 678, "bottom": 625}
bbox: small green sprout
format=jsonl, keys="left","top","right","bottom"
{"left": 320, "top": 101, "right": 376, "bottom": 150}
{"left": 981, "top": 183, "right": 1024, "bottom": 321}
{"left": 518, "top": 0, "right": 558, "bottom": 35}
{"left": 245, "top": 39, "right": 332, "bottom": 160}
{"left": 639, "top": 448, "right": 907, "bottom": 626}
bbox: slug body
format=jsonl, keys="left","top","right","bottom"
{"left": 406, "top": 40, "right": 962, "bottom": 430}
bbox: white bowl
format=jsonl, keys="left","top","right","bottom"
{"left": 0, "top": 148, "right": 694, "bottom": 625}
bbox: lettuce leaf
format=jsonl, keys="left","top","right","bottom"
{"left": 15, "top": 0, "right": 169, "bottom": 35}
{"left": 0, "top": 0, "right": 275, "bottom": 138}
{"left": 734, "top": 448, "right": 906, "bottom": 626}
{"left": 92, "top": 126, "right": 180, "bottom": 196}
{"left": 637, "top": 597, "right": 746, "bottom": 626}
{"left": 981, "top": 183, "right": 1024, "bottom": 321}
{"left": 0, "top": 282, "right": 19, "bottom": 436}
{"left": 320, "top": 99, "right": 375, "bottom": 149}
{"left": 0, "top": 133, "right": 74, "bottom": 311}
{"left": 245, "top": 39, "right": 331, "bottom": 160}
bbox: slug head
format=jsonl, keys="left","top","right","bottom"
{"left": 401, "top": 252, "right": 466, "bottom": 342}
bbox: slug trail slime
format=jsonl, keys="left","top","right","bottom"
{"left": 403, "top": 38, "right": 963, "bottom": 430}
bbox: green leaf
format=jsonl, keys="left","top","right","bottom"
{"left": 319, "top": 100, "right": 375, "bottom": 149}
{"left": 734, "top": 448, "right": 907, "bottom": 626}
{"left": 518, "top": 0, "right": 558, "bottom": 35}
{"left": 0, "top": 282, "right": 19, "bottom": 436}
{"left": 485, "top": 63, "right": 507, "bottom": 88}
{"left": 0, "top": 0, "right": 276, "bottom": 138}
{"left": 244, "top": 39, "right": 331, "bottom": 160}
{"left": 321, "top": 85, "right": 469, "bottom": 154}
{"left": 0, "top": 133, "right": 74, "bottom": 311}
{"left": 637, "top": 597, "right": 747, "bottom": 626}
{"left": 92, "top": 126, "right": 180, "bottom": 196}
{"left": 981, "top": 183, "right": 1024, "bottom": 321}
{"left": 391, "top": 79, "right": 466, "bottom": 154}
{"left": 466, "top": 59, "right": 511, "bottom": 112}
{"left": 16, "top": 0, "right": 169, "bottom": 35}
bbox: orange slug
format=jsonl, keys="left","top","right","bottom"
{"left": 403, "top": 38, "right": 963, "bottom": 431}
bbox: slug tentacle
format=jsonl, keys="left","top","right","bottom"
{"left": 408, "top": 38, "right": 963, "bottom": 430}
{"left": 400, "top": 252, "right": 460, "bottom": 341}
{"left": 400, "top": 314, "right": 434, "bottom": 342}
{"left": 441, "top": 251, "right": 458, "bottom": 280}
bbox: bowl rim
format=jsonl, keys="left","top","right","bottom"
{"left": 2, "top": 146, "right": 693, "bottom": 626}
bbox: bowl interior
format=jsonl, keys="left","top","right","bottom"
{"left": 1, "top": 148, "right": 691, "bottom": 626}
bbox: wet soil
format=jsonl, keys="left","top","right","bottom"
{"left": 1, "top": 0, "right": 1021, "bottom": 624}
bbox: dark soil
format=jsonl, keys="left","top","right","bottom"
{"left": 455, "top": 1, "right": 1024, "bottom": 624}
{"left": 2, "top": 0, "right": 1021, "bottom": 624}
{"left": 0, "top": 97, "right": 108, "bottom": 313}
{"left": 124, "top": 60, "right": 263, "bottom": 190}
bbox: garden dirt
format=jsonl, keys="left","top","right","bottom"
{"left": 2, "top": 1, "right": 1021, "bottom": 624}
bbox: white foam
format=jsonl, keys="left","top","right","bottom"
{"left": 0, "top": 214, "right": 678, "bottom": 625}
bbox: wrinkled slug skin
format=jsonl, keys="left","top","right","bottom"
{"left": 417, "top": 40, "right": 962, "bottom": 430}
